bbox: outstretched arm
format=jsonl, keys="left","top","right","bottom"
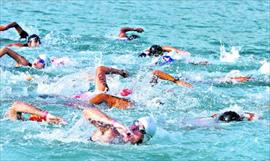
{"left": 152, "top": 70, "right": 192, "bottom": 88}
{"left": 162, "top": 46, "right": 190, "bottom": 56}
{"left": 0, "top": 22, "right": 29, "bottom": 39}
{"left": 119, "top": 27, "right": 144, "bottom": 38}
{"left": 0, "top": 47, "right": 31, "bottom": 66}
{"left": 5, "top": 43, "right": 25, "bottom": 47}
{"left": 95, "top": 66, "right": 128, "bottom": 92}
{"left": 7, "top": 101, "right": 64, "bottom": 124}
{"left": 83, "top": 108, "right": 130, "bottom": 136}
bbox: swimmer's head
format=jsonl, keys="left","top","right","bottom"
{"left": 127, "top": 34, "right": 140, "bottom": 40}
{"left": 33, "top": 58, "right": 45, "bottom": 69}
{"left": 32, "top": 54, "right": 48, "bottom": 69}
{"left": 129, "top": 116, "right": 156, "bottom": 144}
{"left": 218, "top": 111, "right": 243, "bottom": 122}
{"left": 149, "top": 45, "right": 163, "bottom": 57}
{"left": 27, "top": 34, "right": 41, "bottom": 47}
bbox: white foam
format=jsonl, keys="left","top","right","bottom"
{"left": 259, "top": 60, "right": 270, "bottom": 75}
{"left": 220, "top": 45, "right": 240, "bottom": 63}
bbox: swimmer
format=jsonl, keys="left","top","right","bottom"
{"left": 89, "top": 70, "right": 191, "bottom": 109}
{"left": 77, "top": 66, "right": 191, "bottom": 110}
{"left": 0, "top": 47, "right": 69, "bottom": 69}
{"left": 218, "top": 70, "right": 252, "bottom": 83}
{"left": 212, "top": 111, "right": 257, "bottom": 122}
{"left": 0, "top": 22, "right": 41, "bottom": 47}
{"left": 139, "top": 45, "right": 209, "bottom": 66}
{"left": 7, "top": 101, "right": 157, "bottom": 145}
{"left": 73, "top": 66, "right": 131, "bottom": 109}
{"left": 118, "top": 27, "right": 144, "bottom": 40}
{"left": 183, "top": 111, "right": 257, "bottom": 128}
{"left": 139, "top": 45, "right": 190, "bottom": 58}
{"left": 6, "top": 101, "right": 64, "bottom": 124}
{"left": 0, "top": 47, "right": 44, "bottom": 68}
{"left": 83, "top": 107, "right": 156, "bottom": 144}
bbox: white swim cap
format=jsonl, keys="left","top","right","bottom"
{"left": 38, "top": 54, "right": 47, "bottom": 61}
{"left": 38, "top": 54, "right": 50, "bottom": 66}
{"left": 137, "top": 116, "right": 157, "bottom": 139}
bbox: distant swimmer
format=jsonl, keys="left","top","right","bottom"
{"left": 83, "top": 107, "right": 156, "bottom": 144}
{"left": 118, "top": 27, "right": 144, "bottom": 41}
{"left": 0, "top": 22, "right": 41, "bottom": 47}
{"left": 212, "top": 111, "right": 257, "bottom": 122}
{"left": 182, "top": 111, "right": 257, "bottom": 128}
{"left": 6, "top": 101, "right": 64, "bottom": 124}
{"left": 139, "top": 45, "right": 190, "bottom": 57}
{"left": 139, "top": 45, "right": 209, "bottom": 66}
{"left": 0, "top": 47, "right": 71, "bottom": 69}
{"left": 218, "top": 70, "right": 252, "bottom": 83}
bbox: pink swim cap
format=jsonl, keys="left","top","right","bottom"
{"left": 120, "top": 88, "right": 132, "bottom": 96}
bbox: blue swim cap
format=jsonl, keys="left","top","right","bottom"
{"left": 157, "top": 55, "right": 175, "bottom": 66}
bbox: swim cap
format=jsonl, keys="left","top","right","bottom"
{"left": 28, "top": 34, "right": 41, "bottom": 44}
{"left": 37, "top": 54, "right": 50, "bottom": 67}
{"left": 120, "top": 88, "right": 132, "bottom": 96}
{"left": 137, "top": 116, "right": 157, "bottom": 139}
{"left": 218, "top": 111, "right": 243, "bottom": 122}
{"left": 149, "top": 45, "right": 163, "bottom": 57}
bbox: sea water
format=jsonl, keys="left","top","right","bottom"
{"left": 0, "top": 1, "right": 269, "bottom": 161}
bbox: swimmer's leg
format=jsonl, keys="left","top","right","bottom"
{"left": 0, "top": 47, "right": 31, "bottom": 66}
{"left": 89, "top": 93, "right": 132, "bottom": 110}
{"left": 95, "top": 66, "right": 128, "bottom": 92}
{"left": 152, "top": 70, "right": 192, "bottom": 88}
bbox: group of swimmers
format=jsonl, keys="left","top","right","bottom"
{"left": 0, "top": 21, "right": 259, "bottom": 145}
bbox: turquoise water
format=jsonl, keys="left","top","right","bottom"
{"left": 1, "top": 0, "right": 270, "bottom": 161}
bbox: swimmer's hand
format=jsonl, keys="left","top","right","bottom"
{"left": 135, "top": 28, "right": 144, "bottom": 33}
{"left": 175, "top": 80, "right": 193, "bottom": 88}
{"left": 19, "top": 30, "right": 29, "bottom": 39}
{"left": 112, "top": 121, "right": 131, "bottom": 139}
{"left": 120, "top": 70, "right": 129, "bottom": 78}
{"left": 139, "top": 53, "right": 147, "bottom": 57}
{"left": 46, "top": 113, "right": 66, "bottom": 125}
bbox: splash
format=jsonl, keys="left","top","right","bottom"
{"left": 259, "top": 60, "right": 270, "bottom": 75}
{"left": 220, "top": 45, "right": 240, "bottom": 63}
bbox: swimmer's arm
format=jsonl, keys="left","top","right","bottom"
{"left": 7, "top": 101, "right": 64, "bottom": 124}
{"left": 119, "top": 27, "right": 144, "bottom": 38}
{"left": 0, "top": 22, "right": 29, "bottom": 39}
{"left": 83, "top": 108, "right": 116, "bottom": 126}
{"left": 5, "top": 43, "right": 25, "bottom": 48}
{"left": 0, "top": 47, "right": 31, "bottom": 66}
{"left": 229, "top": 76, "right": 252, "bottom": 82}
{"left": 98, "top": 66, "right": 128, "bottom": 77}
{"left": 7, "top": 101, "right": 48, "bottom": 120}
{"left": 152, "top": 70, "right": 192, "bottom": 88}
{"left": 162, "top": 46, "right": 190, "bottom": 56}
{"left": 83, "top": 108, "right": 130, "bottom": 135}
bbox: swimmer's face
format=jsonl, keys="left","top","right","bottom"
{"left": 33, "top": 59, "right": 45, "bottom": 69}
{"left": 28, "top": 40, "right": 40, "bottom": 47}
{"left": 129, "top": 121, "right": 145, "bottom": 144}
